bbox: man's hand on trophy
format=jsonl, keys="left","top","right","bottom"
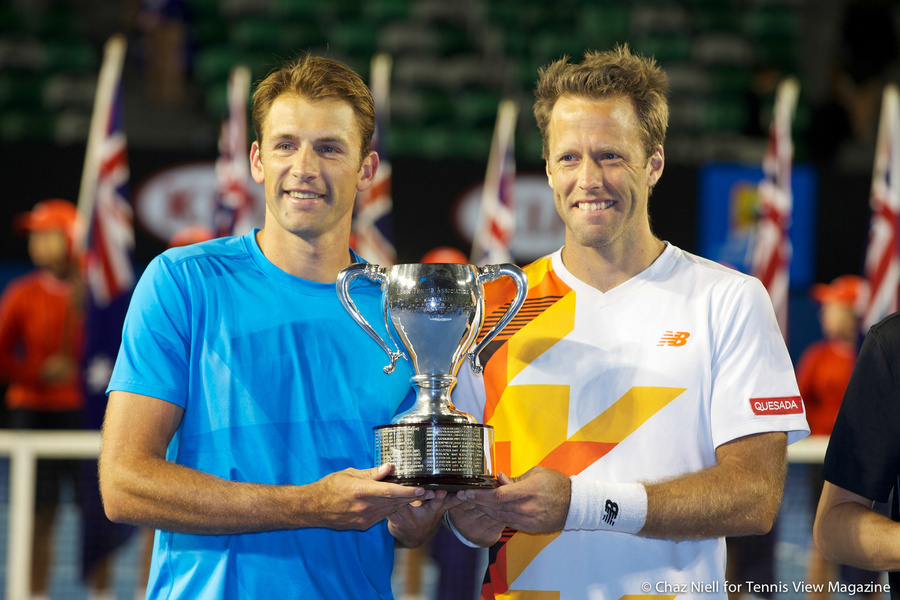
{"left": 458, "top": 467, "right": 572, "bottom": 534}
{"left": 306, "top": 464, "right": 435, "bottom": 531}
{"left": 387, "top": 487, "right": 461, "bottom": 548}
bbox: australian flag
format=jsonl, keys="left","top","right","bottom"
{"left": 751, "top": 77, "right": 798, "bottom": 341}
{"left": 351, "top": 53, "right": 396, "bottom": 266}
{"left": 470, "top": 99, "right": 518, "bottom": 266}
{"left": 78, "top": 33, "right": 136, "bottom": 582}
{"left": 862, "top": 84, "right": 900, "bottom": 331}
{"left": 213, "top": 65, "right": 255, "bottom": 237}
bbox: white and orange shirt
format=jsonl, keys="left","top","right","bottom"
{"left": 454, "top": 243, "right": 809, "bottom": 600}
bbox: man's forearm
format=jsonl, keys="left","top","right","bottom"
{"left": 815, "top": 500, "right": 900, "bottom": 571}
{"left": 100, "top": 454, "right": 421, "bottom": 535}
{"left": 100, "top": 455, "right": 313, "bottom": 534}
{"left": 815, "top": 482, "right": 900, "bottom": 572}
{"left": 640, "top": 432, "right": 786, "bottom": 540}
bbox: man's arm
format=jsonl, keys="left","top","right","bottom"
{"left": 641, "top": 431, "right": 785, "bottom": 539}
{"left": 814, "top": 480, "right": 900, "bottom": 571}
{"left": 99, "top": 390, "right": 440, "bottom": 539}
{"left": 450, "top": 431, "right": 787, "bottom": 544}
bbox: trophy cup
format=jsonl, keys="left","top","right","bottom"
{"left": 336, "top": 262, "right": 528, "bottom": 490}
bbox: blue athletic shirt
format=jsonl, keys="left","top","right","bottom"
{"left": 107, "top": 230, "right": 416, "bottom": 599}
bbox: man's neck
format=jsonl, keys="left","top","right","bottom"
{"left": 561, "top": 236, "right": 666, "bottom": 293}
{"left": 256, "top": 228, "right": 353, "bottom": 283}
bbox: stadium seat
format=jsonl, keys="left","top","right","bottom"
{"left": 42, "top": 40, "right": 98, "bottom": 73}
{"left": 456, "top": 89, "right": 503, "bottom": 127}
{"left": 0, "top": 73, "right": 43, "bottom": 109}
{"left": 326, "top": 19, "right": 379, "bottom": 59}
{"left": 42, "top": 72, "right": 97, "bottom": 110}
{"left": 0, "top": 110, "right": 55, "bottom": 141}
{"left": 692, "top": 33, "right": 753, "bottom": 66}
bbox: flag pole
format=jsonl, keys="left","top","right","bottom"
{"left": 77, "top": 33, "right": 127, "bottom": 243}
{"left": 370, "top": 53, "right": 392, "bottom": 122}
{"left": 471, "top": 98, "right": 518, "bottom": 266}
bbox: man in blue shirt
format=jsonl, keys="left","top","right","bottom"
{"left": 99, "top": 55, "right": 455, "bottom": 599}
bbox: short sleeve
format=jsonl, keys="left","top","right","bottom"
{"left": 107, "top": 255, "right": 192, "bottom": 406}
{"left": 822, "top": 315, "right": 900, "bottom": 502}
{"left": 710, "top": 276, "right": 808, "bottom": 447}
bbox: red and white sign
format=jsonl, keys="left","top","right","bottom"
{"left": 135, "top": 161, "right": 265, "bottom": 244}
{"left": 749, "top": 395, "right": 804, "bottom": 416}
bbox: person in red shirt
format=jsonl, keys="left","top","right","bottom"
{"left": 798, "top": 275, "right": 868, "bottom": 436}
{"left": 799, "top": 275, "right": 883, "bottom": 600}
{"left": 0, "top": 198, "right": 86, "bottom": 598}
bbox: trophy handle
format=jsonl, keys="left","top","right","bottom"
{"left": 467, "top": 264, "right": 529, "bottom": 374}
{"left": 336, "top": 263, "right": 405, "bottom": 374}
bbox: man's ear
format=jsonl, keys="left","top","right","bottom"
{"left": 647, "top": 147, "right": 664, "bottom": 188}
{"left": 250, "top": 141, "right": 264, "bottom": 184}
{"left": 357, "top": 151, "right": 380, "bottom": 192}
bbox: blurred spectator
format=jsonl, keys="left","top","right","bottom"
{"left": 169, "top": 224, "right": 215, "bottom": 248}
{"left": 836, "top": 0, "right": 900, "bottom": 142}
{"left": 0, "top": 199, "right": 102, "bottom": 598}
{"left": 797, "top": 276, "right": 867, "bottom": 437}
{"left": 744, "top": 64, "right": 784, "bottom": 139}
{"left": 420, "top": 246, "right": 469, "bottom": 265}
{"left": 128, "top": 0, "right": 192, "bottom": 107}
{"left": 807, "top": 0, "right": 898, "bottom": 164}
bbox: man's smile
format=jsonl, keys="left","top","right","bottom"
{"left": 577, "top": 200, "right": 615, "bottom": 211}
{"left": 288, "top": 191, "right": 324, "bottom": 200}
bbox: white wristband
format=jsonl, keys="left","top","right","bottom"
{"left": 443, "top": 513, "right": 483, "bottom": 548}
{"left": 564, "top": 476, "right": 647, "bottom": 534}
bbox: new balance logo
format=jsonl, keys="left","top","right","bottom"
{"left": 603, "top": 499, "right": 619, "bottom": 526}
{"left": 658, "top": 331, "right": 690, "bottom": 346}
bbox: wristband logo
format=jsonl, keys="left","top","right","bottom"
{"left": 603, "top": 499, "right": 619, "bottom": 526}
{"left": 750, "top": 395, "right": 804, "bottom": 415}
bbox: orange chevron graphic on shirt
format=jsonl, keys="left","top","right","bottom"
{"left": 488, "top": 385, "right": 685, "bottom": 475}
{"left": 538, "top": 386, "right": 686, "bottom": 474}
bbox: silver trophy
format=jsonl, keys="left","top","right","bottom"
{"left": 337, "top": 262, "right": 528, "bottom": 490}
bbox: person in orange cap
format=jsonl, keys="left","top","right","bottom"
{"left": 798, "top": 275, "right": 884, "bottom": 600}
{"left": 800, "top": 275, "right": 869, "bottom": 437}
{"left": 0, "top": 198, "right": 88, "bottom": 598}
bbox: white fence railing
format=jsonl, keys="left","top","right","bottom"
{"left": 0, "top": 430, "right": 101, "bottom": 600}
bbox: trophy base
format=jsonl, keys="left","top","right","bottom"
{"left": 383, "top": 473, "right": 499, "bottom": 492}
{"left": 374, "top": 422, "right": 496, "bottom": 491}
